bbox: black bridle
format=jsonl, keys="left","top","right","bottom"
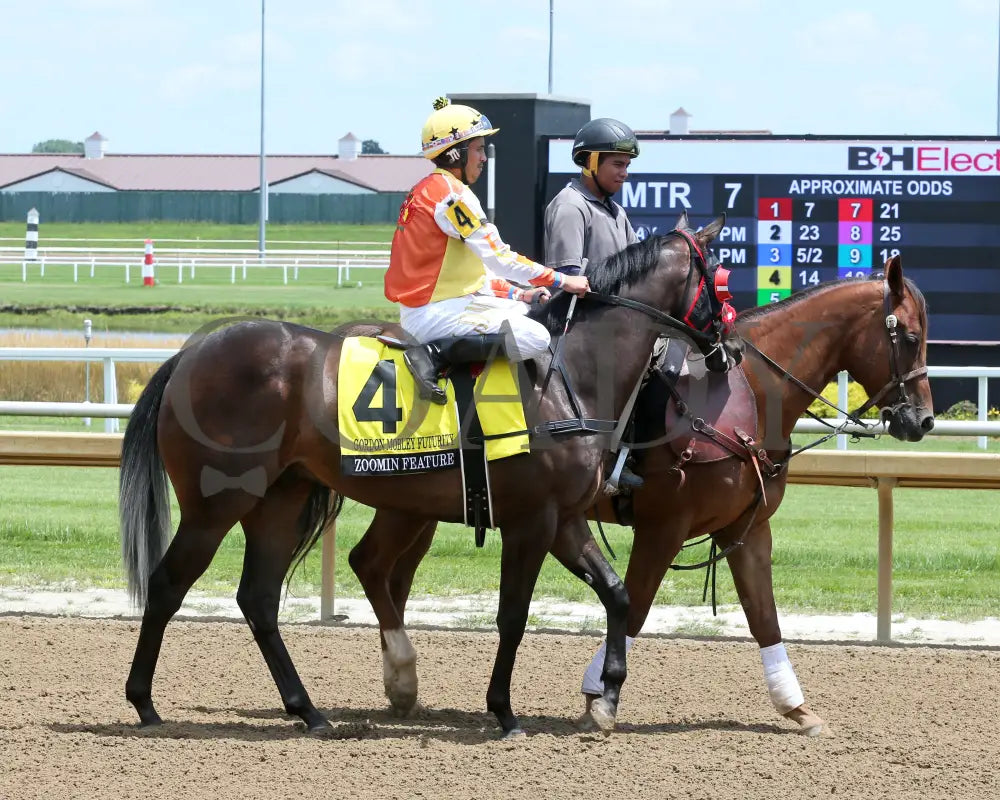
{"left": 852, "top": 279, "right": 928, "bottom": 420}
{"left": 583, "top": 228, "right": 733, "bottom": 354}
{"left": 745, "top": 277, "right": 928, "bottom": 451}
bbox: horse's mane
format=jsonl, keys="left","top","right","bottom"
{"left": 737, "top": 273, "right": 927, "bottom": 325}
{"left": 530, "top": 234, "right": 679, "bottom": 334}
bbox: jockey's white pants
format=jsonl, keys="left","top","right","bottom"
{"left": 399, "top": 292, "right": 551, "bottom": 362}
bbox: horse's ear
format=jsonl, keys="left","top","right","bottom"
{"left": 885, "top": 253, "right": 904, "bottom": 298}
{"left": 674, "top": 210, "right": 690, "bottom": 231}
{"left": 697, "top": 213, "right": 727, "bottom": 244}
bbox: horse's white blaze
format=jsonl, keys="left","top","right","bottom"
{"left": 760, "top": 642, "right": 805, "bottom": 714}
{"left": 382, "top": 628, "right": 418, "bottom": 709}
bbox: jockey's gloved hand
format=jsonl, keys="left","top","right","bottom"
{"left": 523, "top": 287, "right": 551, "bottom": 305}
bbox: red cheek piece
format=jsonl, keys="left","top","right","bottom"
{"left": 721, "top": 301, "right": 737, "bottom": 330}
{"left": 714, "top": 266, "right": 732, "bottom": 302}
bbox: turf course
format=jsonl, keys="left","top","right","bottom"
{"left": 0, "top": 221, "right": 397, "bottom": 331}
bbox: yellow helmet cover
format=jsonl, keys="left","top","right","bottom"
{"left": 421, "top": 97, "right": 499, "bottom": 159}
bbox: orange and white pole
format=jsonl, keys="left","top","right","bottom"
{"left": 142, "top": 239, "right": 155, "bottom": 286}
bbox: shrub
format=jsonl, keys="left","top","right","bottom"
{"left": 806, "top": 381, "right": 877, "bottom": 419}
{"left": 939, "top": 400, "right": 1000, "bottom": 421}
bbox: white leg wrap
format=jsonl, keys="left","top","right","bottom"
{"left": 760, "top": 642, "right": 805, "bottom": 714}
{"left": 382, "top": 628, "right": 417, "bottom": 697}
{"left": 581, "top": 636, "right": 635, "bottom": 695}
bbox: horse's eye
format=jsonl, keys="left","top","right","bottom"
{"left": 905, "top": 332, "right": 919, "bottom": 345}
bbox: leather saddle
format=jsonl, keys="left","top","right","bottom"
{"left": 663, "top": 362, "right": 758, "bottom": 463}
{"left": 636, "top": 338, "right": 759, "bottom": 465}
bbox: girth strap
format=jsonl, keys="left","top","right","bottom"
{"left": 451, "top": 370, "right": 493, "bottom": 547}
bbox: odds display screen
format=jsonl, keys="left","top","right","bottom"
{"left": 544, "top": 137, "right": 1000, "bottom": 343}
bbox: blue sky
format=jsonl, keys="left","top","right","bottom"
{"left": 1, "top": 0, "right": 998, "bottom": 155}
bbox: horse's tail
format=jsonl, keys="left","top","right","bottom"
{"left": 285, "top": 484, "right": 345, "bottom": 591}
{"left": 119, "top": 353, "right": 180, "bottom": 608}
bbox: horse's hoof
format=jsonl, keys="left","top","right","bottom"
{"left": 137, "top": 710, "right": 163, "bottom": 728}
{"left": 575, "top": 711, "right": 598, "bottom": 733}
{"left": 388, "top": 696, "right": 421, "bottom": 717}
{"left": 305, "top": 717, "right": 332, "bottom": 734}
{"left": 784, "top": 704, "right": 824, "bottom": 737}
{"left": 502, "top": 727, "right": 527, "bottom": 740}
{"left": 588, "top": 697, "right": 617, "bottom": 737}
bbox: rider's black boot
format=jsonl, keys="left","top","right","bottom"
{"left": 403, "top": 343, "right": 448, "bottom": 405}
{"left": 403, "top": 334, "right": 508, "bottom": 405}
{"left": 434, "top": 334, "right": 508, "bottom": 364}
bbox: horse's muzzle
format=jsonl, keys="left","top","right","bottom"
{"left": 881, "top": 402, "right": 934, "bottom": 442}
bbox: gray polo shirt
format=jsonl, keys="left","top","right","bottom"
{"left": 543, "top": 178, "right": 638, "bottom": 272}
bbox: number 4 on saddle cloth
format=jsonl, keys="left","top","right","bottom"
{"left": 337, "top": 336, "right": 530, "bottom": 542}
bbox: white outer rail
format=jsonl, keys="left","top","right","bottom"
{"left": 0, "top": 348, "right": 177, "bottom": 433}
{"left": 831, "top": 367, "right": 1000, "bottom": 450}
{"left": 1, "top": 246, "right": 389, "bottom": 287}
{"left": 3, "top": 348, "right": 997, "bottom": 442}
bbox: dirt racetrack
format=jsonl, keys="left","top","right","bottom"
{"left": 1, "top": 616, "right": 998, "bottom": 800}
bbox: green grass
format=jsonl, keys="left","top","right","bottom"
{"left": 0, "top": 221, "right": 395, "bottom": 249}
{"left": 1, "top": 221, "right": 397, "bottom": 332}
{"left": 1, "top": 465, "right": 998, "bottom": 620}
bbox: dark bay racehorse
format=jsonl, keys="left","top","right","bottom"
{"left": 118, "top": 214, "right": 734, "bottom": 737}
{"left": 349, "top": 255, "right": 932, "bottom": 735}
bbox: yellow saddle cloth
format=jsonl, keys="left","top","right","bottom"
{"left": 338, "top": 337, "right": 529, "bottom": 476}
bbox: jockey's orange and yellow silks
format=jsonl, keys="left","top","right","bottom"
{"left": 386, "top": 169, "right": 559, "bottom": 308}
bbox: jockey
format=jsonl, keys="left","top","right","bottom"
{"left": 385, "top": 97, "right": 589, "bottom": 405}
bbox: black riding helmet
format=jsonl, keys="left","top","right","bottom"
{"left": 571, "top": 118, "right": 639, "bottom": 196}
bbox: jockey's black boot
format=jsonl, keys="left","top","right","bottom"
{"left": 435, "top": 333, "right": 508, "bottom": 364}
{"left": 403, "top": 343, "right": 448, "bottom": 405}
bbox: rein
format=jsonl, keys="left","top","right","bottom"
{"left": 742, "top": 338, "right": 881, "bottom": 455}
{"left": 583, "top": 291, "right": 719, "bottom": 349}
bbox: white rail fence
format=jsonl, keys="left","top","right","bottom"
{"left": 1, "top": 347, "right": 998, "bottom": 443}
{"left": 0, "top": 245, "right": 390, "bottom": 286}
{"left": 2, "top": 349, "right": 999, "bottom": 640}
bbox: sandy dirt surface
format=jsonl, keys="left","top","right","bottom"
{"left": 1, "top": 616, "right": 998, "bottom": 800}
